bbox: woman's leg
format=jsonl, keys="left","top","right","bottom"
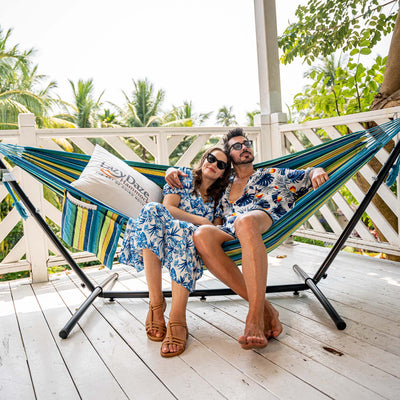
{"left": 161, "top": 280, "right": 189, "bottom": 355}
{"left": 143, "top": 249, "right": 165, "bottom": 339}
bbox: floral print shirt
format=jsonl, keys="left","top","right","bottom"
{"left": 219, "top": 167, "right": 313, "bottom": 236}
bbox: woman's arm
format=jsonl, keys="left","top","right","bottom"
{"left": 163, "top": 194, "right": 213, "bottom": 226}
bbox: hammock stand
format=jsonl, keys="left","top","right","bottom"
{"left": 1, "top": 122, "right": 400, "bottom": 339}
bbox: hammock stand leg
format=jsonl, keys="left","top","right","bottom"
{"left": 291, "top": 137, "right": 400, "bottom": 331}
{"left": 0, "top": 158, "right": 121, "bottom": 339}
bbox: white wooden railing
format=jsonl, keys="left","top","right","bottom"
{"left": 1, "top": 107, "right": 400, "bottom": 282}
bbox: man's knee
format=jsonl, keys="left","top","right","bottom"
{"left": 234, "top": 213, "right": 259, "bottom": 236}
{"left": 234, "top": 212, "right": 272, "bottom": 238}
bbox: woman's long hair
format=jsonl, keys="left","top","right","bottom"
{"left": 192, "top": 147, "right": 231, "bottom": 204}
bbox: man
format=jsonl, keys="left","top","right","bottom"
{"left": 166, "top": 128, "right": 329, "bottom": 349}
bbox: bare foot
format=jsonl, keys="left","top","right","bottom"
{"left": 238, "top": 319, "right": 268, "bottom": 350}
{"left": 263, "top": 300, "right": 283, "bottom": 339}
{"left": 161, "top": 322, "right": 188, "bottom": 356}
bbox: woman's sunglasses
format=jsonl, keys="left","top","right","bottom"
{"left": 229, "top": 140, "right": 253, "bottom": 152}
{"left": 206, "top": 153, "right": 228, "bottom": 170}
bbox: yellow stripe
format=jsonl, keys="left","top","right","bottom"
{"left": 73, "top": 207, "right": 83, "bottom": 249}
{"left": 78, "top": 209, "right": 89, "bottom": 249}
{"left": 133, "top": 167, "right": 165, "bottom": 177}
{"left": 98, "top": 214, "right": 117, "bottom": 262}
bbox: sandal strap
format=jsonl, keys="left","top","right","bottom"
{"left": 146, "top": 298, "right": 167, "bottom": 339}
{"left": 150, "top": 298, "right": 166, "bottom": 312}
{"left": 146, "top": 320, "right": 166, "bottom": 332}
{"left": 163, "top": 321, "right": 188, "bottom": 346}
{"left": 169, "top": 321, "right": 187, "bottom": 329}
{"left": 163, "top": 336, "right": 186, "bottom": 346}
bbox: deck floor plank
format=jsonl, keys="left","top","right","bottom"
{"left": 85, "top": 268, "right": 279, "bottom": 400}
{"left": 267, "top": 295, "right": 400, "bottom": 378}
{"left": 54, "top": 274, "right": 176, "bottom": 400}
{"left": 0, "top": 282, "right": 36, "bottom": 400}
{"left": 123, "top": 265, "right": 388, "bottom": 399}
{"left": 187, "top": 294, "right": 388, "bottom": 400}
{"left": 1, "top": 243, "right": 400, "bottom": 399}
{"left": 32, "top": 280, "right": 132, "bottom": 400}
{"left": 115, "top": 268, "right": 326, "bottom": 400}
{"left": 10, "top": 282, "right": 80, "bottom": 400}
{"left": 70, "top": 271, "right": 229, "bottom": 400}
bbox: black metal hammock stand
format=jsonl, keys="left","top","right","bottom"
{"left": 1, "top": 118, "right": 400, "bottom": 338}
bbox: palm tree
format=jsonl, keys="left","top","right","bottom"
{"left": 68, "top": 79, "right": 103, "bottom": 128}
{"left": 117, "top": 78, "right": 165, "bottom": 160}
{"left": 120, "top": 78, "right": 164, "bottom": 127}
{"left": 216, "top": 106, "right": 237, "bottom": 126}
{"left": 163, "top": 100, "right": 212, "bottom": 127}
{"left": 246, "top": 110, "right": 260, "bottom": 126}
{"left": 98, "top": 108, "right": 121, "bottom": 127}
{"left": 0, "top": 26, "right": 73, "bottom": 130}
{"left": 163, "top": 101, "right": 213, "bottom": 165}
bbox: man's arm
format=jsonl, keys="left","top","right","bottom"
{"left": 309, "top": 167, "right": 329, "bottom": 190}
{"left": 165, "top": 167, "right": 188, "bottom": 189}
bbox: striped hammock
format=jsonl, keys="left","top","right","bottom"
{"left": 1, "top": 118, "right": 400, "bottom": 268}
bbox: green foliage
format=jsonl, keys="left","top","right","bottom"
{"left": 279, "top": 0, "right": 397, "bottom": 65}
{"left": 69, "top": 79, "right": 103, "bottom": 128}
{"left": 0, "top": 26, "right": 74, "bottom": 129}
{"left": 121, "top": 78, "right": 165, "bottom": 128}
{"left": 246, "top": 110, "right": 260, "bottom": 126}
{"left": 163, "top": 101, "right": 212, "bottom": 127}
{"left": 216, "top": 105, "right": 237, "bottom": 126}
{"left": 292, "top": 55, "right": 386, "bottom": 119}
{"left": 0, "top": 270, "right": 30, "bottom": 281}
{"left": 98, "top": 108, "right": 121, "bottom": 127}
{"left": 293, "top": 236, "right": 326, "bottom": 247}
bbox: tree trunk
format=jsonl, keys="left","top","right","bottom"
{"left": 371, "top": 11, "right": 400, "bottom": 110}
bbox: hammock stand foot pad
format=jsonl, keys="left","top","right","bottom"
{"left": 3, "top": 136, "right": 400, "bottom": 339}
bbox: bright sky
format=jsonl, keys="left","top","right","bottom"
{"left": 1, "top": 0, "right": 392, "bottom": 125}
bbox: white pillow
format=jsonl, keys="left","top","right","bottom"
{"left": 71, "top": 145, "right": 162, "bottom": 218}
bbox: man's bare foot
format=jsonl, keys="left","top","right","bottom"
{"left": 238, "top": 320, "right": 268, "bottom": 350}
{"left": 263, "top": 300, "right": 283, "bottom": 339}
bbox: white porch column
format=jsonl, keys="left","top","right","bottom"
{"left": 254, "top": 0, "right": 286, "bottom": 160}
{"left": 156, "top": 132, "right": 169, "bottom": 165}
{"left": 18, "top": 113, "right": 49, "bottom": 283}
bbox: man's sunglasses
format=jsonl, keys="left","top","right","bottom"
{"left": 206, "top": 153, "right": 228, "bottom": 170}
{"left": 229, "top": 140, "right": 253, "bottom": 152}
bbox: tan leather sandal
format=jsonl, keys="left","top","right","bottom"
{"left": 146, "top": 298, "right": 167, "bottom": 342}
{"left": 160, "top": 321, "right": 188, "bottom": 358}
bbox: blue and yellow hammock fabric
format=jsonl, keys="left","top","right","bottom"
{"left": 1, "top": 118, "right": 400, "bottom": 268}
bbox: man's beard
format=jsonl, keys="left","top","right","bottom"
{"left": 234, "top": 152, "right": 254, "bottom": 165}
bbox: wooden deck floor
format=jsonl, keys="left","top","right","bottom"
{"left": 1, "top": 242, "right": 400, "bottom": 400}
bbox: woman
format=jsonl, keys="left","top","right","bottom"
{"left": 119, "top": 147, "right": 231, "bottom": 357}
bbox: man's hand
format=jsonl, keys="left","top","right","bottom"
{"left": 310, "top": 167, "right": 329, "bottom": 190}
{"left": 165, "top": 167, "right": 188, "bottom": 189}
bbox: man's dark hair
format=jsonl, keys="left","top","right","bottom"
{"left": 222, "top": 127, "right": 248, "bottom": 152}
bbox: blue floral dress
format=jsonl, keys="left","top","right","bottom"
{"left": 118, "top": 168, "right": 221, "bottom": 292}
{"left": 219, "top": 167, "right": 313, "bottom": 237}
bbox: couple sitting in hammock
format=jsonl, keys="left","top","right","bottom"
{"left": 119, "top": 128, "right": 329, "bottom": 358}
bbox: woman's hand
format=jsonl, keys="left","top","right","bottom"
{"left": 165, "top": 167, "right": 188, "bottom": 189}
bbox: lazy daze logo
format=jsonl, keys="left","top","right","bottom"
{"left": 98, "top": 161, "right": 150, "bottom": 205}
